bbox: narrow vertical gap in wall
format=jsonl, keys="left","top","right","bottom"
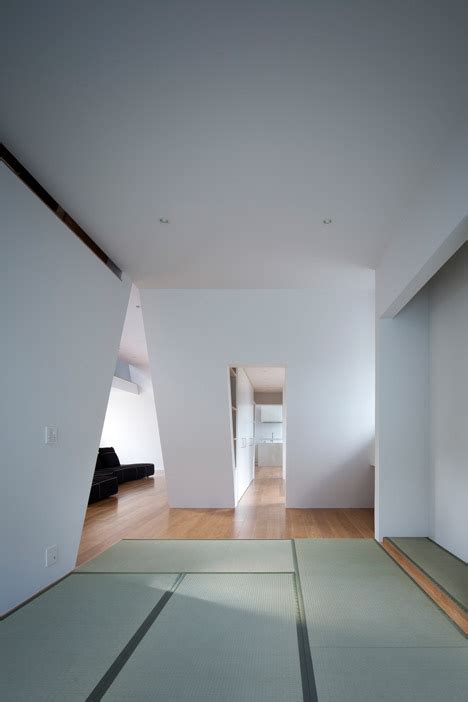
{"left": 77, "top": 285, "right": 164, "bottom": 562}
{"left": 96, "top": 286, "right": 164, "bottom": 474}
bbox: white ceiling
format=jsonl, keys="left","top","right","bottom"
{"left": 2, "top": 1, "right": 468, "bottom": 289}
{"left": 244, "top": 367, "right": 285, "bottom": 393}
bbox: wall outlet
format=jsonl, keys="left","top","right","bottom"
{"left": 45, "top": 426, "right": 58, "bottom": 446}
{"left": 45, "top": 545, "right": 58, "bottom": 567}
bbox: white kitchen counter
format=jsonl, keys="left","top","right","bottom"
{"left": 256, "top": 442, "right": 283, "bottom": 467}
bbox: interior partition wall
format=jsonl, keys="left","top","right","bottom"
{"left": 141, "top": 288, "right": 375, "bottom": 510}
{"left": 0, "top": 160, "right": 130, "bottom": 615}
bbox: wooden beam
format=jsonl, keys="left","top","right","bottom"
{"left": 0, "top": 143, "right": 122, "bottom": 279}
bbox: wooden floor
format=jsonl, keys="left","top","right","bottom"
{"left": 77, "top": 467, "right": 374, "bottom": 566}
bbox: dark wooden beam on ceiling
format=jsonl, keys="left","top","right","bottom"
{"left": 0, "top": 143, "right": 122, "bottom": 280}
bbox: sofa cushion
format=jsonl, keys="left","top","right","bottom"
{"left": 92, "top": 471, "right": 115, "bottom": 484}
{"left": 120, "top": 463, "right": 149, "bottom": 479}
{"left": 94, "top": 451, "right": 155, "bottom": 484}
{"left": 88, "top": 482, "right": 100, "bottom": 503}
{"left": 97, "top": 475, "right": 118, "bottom": 500}
{"left": 98, "top": 447, "right": 120, "bottom": 469}
{"left": 89, "top": 473, "right": 118, "bottom": 503}
{"left": 108, "top": 465, "right": 138, "bottom": 483}
{"left": 122, "top": 463, "right": 155, "bottom": 478}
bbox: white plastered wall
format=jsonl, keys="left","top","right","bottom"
{"left": 0, "top": 163, "right": 130, "bottom": 614}
{"left": 141, "top": 288, "right": 375, "bottom": 509}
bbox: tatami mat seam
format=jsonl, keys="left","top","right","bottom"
{"left": 85, "top": 573, "right": 186, "bottom": 701}
{"left": 291, "top": 540, "right": 319, "bottom": 702}
{"left": 74, "top": 570, "right": 296, "bottom": 575}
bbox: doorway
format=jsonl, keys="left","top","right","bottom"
{"left": 229, "top": 365, "right": 286, "bottom": 506}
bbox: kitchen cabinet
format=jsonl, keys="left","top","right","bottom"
{"left": 260, "top": 405, "right": 283, "bottom": 423}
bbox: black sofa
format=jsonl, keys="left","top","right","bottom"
{"left": 97, "top": 447, "right": 155, "bottom": 484}
{"left": 89, "top": 471, "right": 118, "bottom": 503}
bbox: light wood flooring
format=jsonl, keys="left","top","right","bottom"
{"left": 77, "top": 467, "right": 374, "bottom": 566}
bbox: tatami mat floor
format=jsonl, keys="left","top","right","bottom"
{"left": 389, "top": 537, "right": 468, "bottom": 611}
{"left": 1, "top": 539, "right": 467, "bottom": 701}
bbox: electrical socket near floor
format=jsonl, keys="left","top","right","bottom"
{"left": 45, "top": 545, "right": 58, "bottom": 567}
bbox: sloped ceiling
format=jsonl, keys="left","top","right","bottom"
{"left": 2, "top": 0, "right": 468, "bottom": 288}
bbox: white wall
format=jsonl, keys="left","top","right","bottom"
{"left": 142, "top": 288, "right": 375, "bottom": 508}
{"left": 0, "top": 163, "right": 130, "bottom": 614}
{"left": 235, "top": 368, "right": 254, "bottom": 501}
{"left": 429, "top": 245, "right": 468, "bottom": 561}
{"left": 376, "top": 290, "right": 430, "bottom": 540}
{"left": 377, "top": 129, "right": 468, "bottom": 318}
{"left": 376, "top": 246, "right": 468, "bottom": 560}
{"left": 100, "top": 365, "right": 164, "bottom": 469}
{"left": 375, "top": 129, "right": 468, "bottom": 548}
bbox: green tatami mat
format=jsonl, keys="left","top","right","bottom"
{"left": 295, "top": 540, "right": 467, "bottom": 647}
{"left": 312, "top": 646, "right": 468, "bottom": 702}
{"left": 390, "top": 538, "right": 468, "bottom": 610}
{"left": 0, "top": 573, "right": 178, "bottom": 702}
{"left": 102, "top": 574, "right": 303, "bottom": 701}
{"left": 295, "top": 539, "right": 396, "bottom": 576}
{"left": 78, "top": 539, "right": 294, "bottom": 573}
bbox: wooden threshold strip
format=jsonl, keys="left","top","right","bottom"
{"left": 0, "top": 142, "right": 122, "bottom": 280}
{"left": 382, "top": 537, "right": 468, "bottom": 636}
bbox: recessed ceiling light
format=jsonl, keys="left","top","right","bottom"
{"left": 323, "top": 218, "right": 332, "bottom": 225}
{"left": 159, "top": 218, "right": 170, "bottom": 224}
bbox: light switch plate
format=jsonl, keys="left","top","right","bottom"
{"left": 45, "top": 545, "right": 58, "bottom": 567}
{"left": 45, "top": 426, "right": 58, "bottom": 446}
